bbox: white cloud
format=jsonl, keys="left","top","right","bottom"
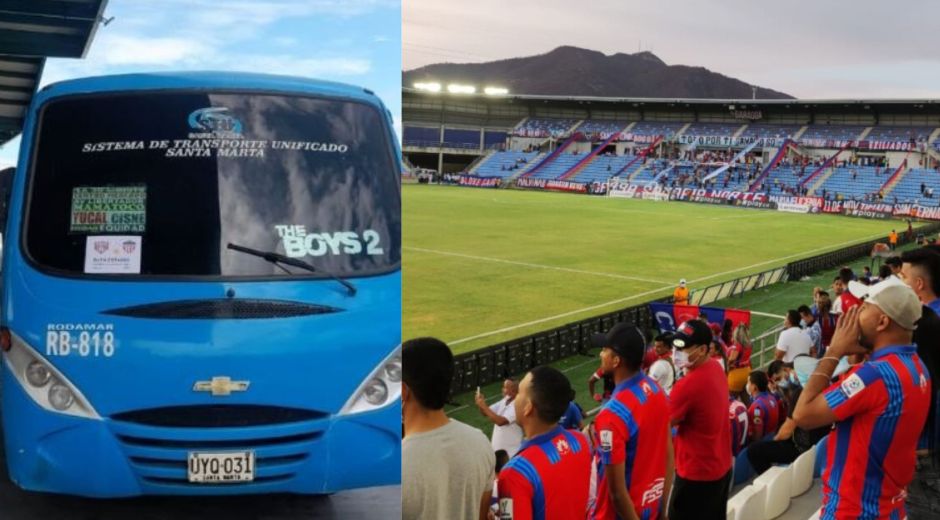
{"left": 91, "top": 35, "right": 211, "bottom": 66}
{"left": 219, "top": 55, "right": 371, "bottom": 77}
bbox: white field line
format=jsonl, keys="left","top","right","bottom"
{"left": 405, "top": 246, "right": 670, "bottom": 284}
{"left": 446, "top": 357, "right": 600, "bottom": 416}
{"left": 447, "top": 231, "right": 888, "bottom": 346}
{"left": 751, "top": 311, "right": 786, "bottom": 319}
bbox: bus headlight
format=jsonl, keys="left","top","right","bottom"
{"left": 340, "top": 344, "right": 401, "bottom": 415}
{"left": 2, "top": 332, "right": 100, "bottom": 419}
{"left": 384, "top": 355, "right": 402, "bottom": 383}
{"left": 26, "top": 361, "right": 51, "bottom": 387}
{"left": 48, "top": 384, "right": 74, "bottom": 411}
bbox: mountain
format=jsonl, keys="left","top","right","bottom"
{"left": 403, "top": 46, "right": 793, "bottom": 99}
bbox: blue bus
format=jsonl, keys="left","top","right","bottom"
{"left": 0, "top": 72, "right": 401, "bottom": 497}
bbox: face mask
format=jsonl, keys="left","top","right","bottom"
{"left": 789, "top": 373, "right": 799, "bottom": 386}
{"left": 799, "top": 319, "right": 807, "bottom": 328}
{"left": 673, "top": 349, "right": 690, "bottom": 370}
{"left": 777, "top": 378, "right": 790, "bottom": 389}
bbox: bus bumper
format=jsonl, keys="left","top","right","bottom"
{"left": 2, "top": 369, "right": 401, "bottom": 497}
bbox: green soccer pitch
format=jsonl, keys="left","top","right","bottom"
{"left": 403, "top": 184, "right": 906, "bottom": 354}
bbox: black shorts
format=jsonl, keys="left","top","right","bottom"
{"left": 668, "top": 470, "right": 732, "bottom": 520}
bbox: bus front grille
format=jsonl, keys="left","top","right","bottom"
{"left": 110, "top": 417, "right": 327, "bottom": 487}
{"left": 112, "top": 405, "right": 328, "bottom": 428}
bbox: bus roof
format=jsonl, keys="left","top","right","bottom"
{"left": 33, "top": 71, "right": 386, "bottom": 109}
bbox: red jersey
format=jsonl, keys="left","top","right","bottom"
{"left": 593, "top": 368, "right": 615, "bottom": 400}
{"left": 748, "top": 392, "right": 780, "bottom": 441}
{"left": 670, "top": 358, "right": 732, "bottom": 481}
{"left": 728, "top": 341, "right": 752, "bottom": 369}
{"left": 592, "top": 373, "right": 670, "bottom": 520}
{"left": 641, "top": 348, "right": 659, "bottom": 371}
{"left": 729, "top": 397, "right": 748, "bottom": 456}
{"left": 821, "top": 345, "right": 931, "bottom": 519}
{"left": 498, "top": 426, "right": 591, "bottom": 520}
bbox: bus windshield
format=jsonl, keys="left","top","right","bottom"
{"left": 24, "top": 91, "right": 400, "bottom": 278}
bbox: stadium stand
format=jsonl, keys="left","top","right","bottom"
{"left": 403, "top": 125, "right": 441, "bottom": 148}
{"left": 513, "top": 117, "right": 579, "bottom": 138}
{"left": 865, "top": 125, "right": 933, "bottom": 144}
{"left": 799, "top": 124, "right": 867, "bottom": 142}
{"left": 484, "top": 130, "right": 508, "bottom": 149}
{"left": 812, "top": 166, "right": 887, "bottom": 199}
{"left": 569, "top": 154, "right": 636, "bottom": 183}
{"left": 628, "top": 121, "right": 685, "bottom": 137}
{"left": 575, "top": 119, "right": 629, "bottom": 139}
{"left": 442, "top": 128, "right": 481, "bottom": 149}
{"left": 472, "top": 151, "right": 542, "bottom": 178}
{"left": 527, "top": 151, "right": 587, "bottom": 179}
{"left": 682, "top": 122, "right": 742, "bottom": 136}
{"left": 739, "top": 124, "right": 802, "bottom": 139}
{"left": 888, "top": 168, "right": 940, "bottom": 205}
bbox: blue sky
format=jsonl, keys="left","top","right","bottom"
{"left": 0, "top": 0, "right": 401, "bottom": 168}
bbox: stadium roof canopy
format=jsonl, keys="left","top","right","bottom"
{"left": 403, "top": 87, "right": 940, "bottom": 118}
{"left": 0, "top": 0, "right": 108, "bottom": 144}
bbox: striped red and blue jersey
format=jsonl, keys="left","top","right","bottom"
{"left": 821, "top": 345, "right": 931, "bottom": 520}
{"left": 591, "top": 373, "right": 670, "bottom": 520}
{"left": 497, "top": 426, "right": 591, "bottom": 520}
{"left": 748, "top": 391, "right": 780, "bottom": 441}
{"left": 729, "top": 397, "right": 749, "bottom": 456}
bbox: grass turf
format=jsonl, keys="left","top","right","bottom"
{"left": 404, "top": 184, "right": 908, "bottom": 354}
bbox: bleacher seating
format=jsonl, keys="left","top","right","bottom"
{"left": 813, "top": 166, "right": 887, "bottom": 199}
{"left": 887, "top": 168, "right": 940, "bottom": 205}
{"left": 799, "top": 125, "right": 866, "bottom": 143}
{"left": 484, "top": 130, "right": 508, "bottom": 149}
{"left": 865, "top": 126, "right": 934, "bottom": 144}
{"left": 575, "top": 120, "right": 629, "bottom": 139}
{"left": 513, "top": 118, "right": 578, "bottom": 138}
{"left": 442, "top": 128, "right": 480, "bottom": 149}
{"left": 569, "top": 154, "right": 635, "bottom": 183}
{"left": 527, "top": 151, "right": 586, "bottom": 179}
{"left": 790, "top": 446, "right": 816, "bottom": 497}
{"left": 754, "top": 466, "right": 792, "bottom": 519}
{"left": 472, "top": 151, "right": 541, "bottom": 179}
{"left": 739, "top": 124, "right": 802, "bottom": 139}
{"left": 629, "top": 121, "right": 685, "bottom": 138}
{"left": 755, "top": 165, "right": 805, "bottom": 195}
{"left": 683, "top": 122, "right": 741, "bottom": 137}
{"left": 403, "top": 125, "right": 440, "bottom": 148}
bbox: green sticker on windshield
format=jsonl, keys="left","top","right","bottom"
{"left": 70, "top": 186, "right": 147, "bottom": 233}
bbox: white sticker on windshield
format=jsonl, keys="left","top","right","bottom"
{"left": 84, "top": 236, "right": 142, "bottom": 274}
{"left": 274, "top": 225, "right": 384, "bottom": 258}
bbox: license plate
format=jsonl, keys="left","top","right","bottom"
{"left": 187, "top": 451, "right": 255, "bottom": 483}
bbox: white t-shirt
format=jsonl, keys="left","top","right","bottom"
{"left": 490, "top": 397, "right": 523, "bottom": 456}
{"left": 776, "top": 326, "right": 813, "bottom": 362}
{"left": 647, "top": 358, "right": 675, "bottom": 394}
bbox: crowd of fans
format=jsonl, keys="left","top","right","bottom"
{"left": 403, "top": 245, "right": 940, "bottom": 520}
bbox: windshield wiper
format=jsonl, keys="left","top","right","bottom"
{"left": 226, "top": 242, "right": 357, "bottom": 297}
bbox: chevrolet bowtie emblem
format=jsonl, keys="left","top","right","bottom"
{"left": 193, "top": 376, "right": 250, "bottom": 396}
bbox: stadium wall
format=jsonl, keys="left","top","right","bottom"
{"left": 446, "top": 223, "right": 940, "bottom": 398}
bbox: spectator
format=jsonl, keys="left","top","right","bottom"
{"left": 729, "top": 393, "right": 749, "bottom": 457}
{"left": 897, "top": 247, "right": 940, "bottom": 515}
{"left": 746, "top": 356, "right": 831, "bottom": 475}
{"left": 673, "top": 278, "right": 690, "bottom": 305}
{"left": 668, "top": 320, "right": 732, "bottom": 520}
{"left": 815, "top": 293, "right": 837, "bottom": 357}
{"left": 775, "top": 309, "right": 814, "bottom": 362}
{"left": 647, "top": 332, "right": 676, "bottom": 394}
{"left": 886, "top": 256, "right": 903, "bottom": 276}
{"left": 559, "top": 391, "right": 584, "bottom": 430}
{"left": 767, "top": 360, "right": 797, "bottom": 421}
{"left": 798, "top": 305, "right": 822, "bottom": 357}
{"left": 592, "top": 323, "right": 673, "bottom": 520}
{"left": 474, "top": 379, "right": 524, "bottom": 457}
{"left": 403, "top": 338, "right": 496, "bottom": 520}
{"left": 727, "top": 323, "right": 753, "bottom": 395}
{"left": 793, "top": 280, "right": 931, "bottom": 519}
{"left": 588, "top": 367, "right": 616, "bottom": 404}
{"left": 746, "top": 371, "right": 781, "bottom": 442}
{"left": 878, "top": 264, "right": 893, "bottom": 282}
{"left": 861, "top": 266, "right": 873, "bottom": 284}
{"left": 497, "top": 367, "right": 591, "bottom": 520}
{"left": 831, "top": 276, "right": 846, "bottom": 315}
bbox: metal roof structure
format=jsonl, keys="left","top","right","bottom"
{"left": 0, "top": 0, "right": 108, "bottom": 143}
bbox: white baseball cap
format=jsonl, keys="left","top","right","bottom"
{"left": 848, "top": 277, "right": 922, "bottom": 330}
{"left": 679, "top": 278, "right": 687, "bottom": 286}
